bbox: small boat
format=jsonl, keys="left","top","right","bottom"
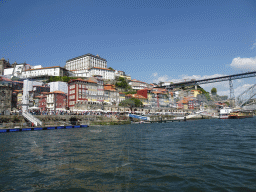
{"left": 219, "top": 107, "right": 233, "bottom": 119}
{"left": 228, "top": 110, "right": 253, "bottom": 119}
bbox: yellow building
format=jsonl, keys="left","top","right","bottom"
{"left": 191, "top": 90, "right": 202, "bottom": 98}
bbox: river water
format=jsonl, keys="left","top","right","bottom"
{"left": 0, "top": 118, "right": 256, "bottom": 191}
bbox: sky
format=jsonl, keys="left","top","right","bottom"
{"left": 1, "top": 0, "right": 256, "bottom": 97}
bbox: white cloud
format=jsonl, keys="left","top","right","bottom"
{"left": 153, "top": 72, "right": 158, "bottom": 77}
{"left": 230, "top": 56, "right": 256, "bottom": 70}
{"left": 219, "top": 84, "right": 255, "bottom": 98}
{"left": 251, "top": 42, "right": 256, "bottom": 50}
{"left": 152, "top": 75, "right": 170, "bottom": 83}
{"left": 168, "top": 74, "right": 224, "bottom": 84}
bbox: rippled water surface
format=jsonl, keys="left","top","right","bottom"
{"left": 1, "top": 118, "right": 256, "bottom": 191}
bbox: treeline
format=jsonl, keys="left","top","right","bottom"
{"left": 48, "top": 76, "right": 80, "bottom": 82}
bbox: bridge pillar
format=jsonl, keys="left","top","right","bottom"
{"left": 229, "top": 79, "right": 235, "bottom": 107}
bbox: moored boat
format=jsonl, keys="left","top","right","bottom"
{"left": 228, "top": 110, "right": 253, "bottom": 119}
{"left": 219, "top": 107, "right": 233, "bottom": 119}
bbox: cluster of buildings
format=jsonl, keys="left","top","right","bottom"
{"left": 0, "top": 54, "right": 129, "bottom": 80}
{"left": 0, "top": 53, "right": 206, "bottom": 114}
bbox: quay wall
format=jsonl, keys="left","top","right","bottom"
{"left": 0, "top": 114, "right": 214, "bottom": 129}
{"left": 0, "top": 115, "right": 131, "bottom": 128}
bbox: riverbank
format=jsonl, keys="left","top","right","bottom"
{"left": 0, "top": 114, "right": 131, "bottom": 129}
{"left": 0, "top": 114, "right": 219, "bottom": 129}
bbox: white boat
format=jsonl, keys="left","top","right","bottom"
{"left": 219, "top": 107, "right": 233, "bottom": 119}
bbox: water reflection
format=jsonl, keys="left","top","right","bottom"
{"left": 0, "top": 120, "right": 256, "bottom": 191}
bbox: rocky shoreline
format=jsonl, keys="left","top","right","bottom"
{"left": 0, "top": 114, "right": 219, "bottom": 129}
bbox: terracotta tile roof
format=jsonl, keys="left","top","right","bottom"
{"left": 47, "top": 91, "right": 66, "bottom": 94}
{"left": 125, "top": 94, "right": 133, "bottom": 96}
{"left": 152, "top": 91, "right": 164, "bottom": 94}
{"left": 87, "top": 79, "right": 97, "bottom": 83}
{"left": 35, "top": 95, "right": 46, "bottom": 98}
{"left": 133, "top": 94, "right": 146, "bottom": 99}
{"left": 177, "top": 100, "right": 188, "bottom": 104}
{"left": 125, "top": 94, "right": 146, "bottom": 99}
{"left": 69, "top": 78, "right": 88, "bottom": 83}
{"left": 104, "top": 86, "right": 116, "bottom": 91}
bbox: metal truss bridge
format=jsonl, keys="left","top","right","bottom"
{"left": 236, "top": 84, "right": 256, "bottom": 108}
{"left": 160, "top": 71, "right": 256, "bottom": 99}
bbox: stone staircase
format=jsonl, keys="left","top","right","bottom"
{"left": 22, "top": 112, "right": 43, "bottom": 126}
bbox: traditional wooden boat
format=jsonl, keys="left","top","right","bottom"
{"left": 228, "top": 110, "right": 253, "bottom": 119}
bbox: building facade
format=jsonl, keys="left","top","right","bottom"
{"left": 0, "top": 78, "right": 12, "bottom": 114}
{"left": 0, "top": 57, "right": 11, "bottom": 76}
{"left": 22, "top": 66, "right": 68, "bottom": 78}
{"left": 68, "top": 79, "right": 88, "bottom": 109}
{"left": 129, "top": 79, "right": 148, "bottom": 90}
{"left": 90, "top": 67, "right": 115, "bottom": 80}
{"left": 94, "top": 76, "right": 104, "bottom": 103}
{"left": 65, "top": 53, "right": 107, "bottom": 71}
{"left": 70, "top": 67, "right": 115, "bottom": 80}
{"left": 37, "top": 95, "right": 47, "bottom": 112}
{"left": 46, "top": 91, "right": 67, "bottom": 112}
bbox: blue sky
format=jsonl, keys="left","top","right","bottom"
{"left": 1, "top": 0, "right": 256, "bottom": 96}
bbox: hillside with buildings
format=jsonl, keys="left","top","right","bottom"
{"left": 0, "top": 54, "right": 227, "bottom": 115}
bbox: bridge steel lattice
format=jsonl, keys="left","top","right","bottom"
{"left": 236, "top": 84, "right": 256, "bottom": 107}
{"left": 162, "top": 71, "right": 256, "bottom": 89}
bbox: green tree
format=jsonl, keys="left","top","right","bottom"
{"left": 115, "top": 77, "right": 129, "bottom": 89}
{"left": 211, "top": 87, "right": 217, "bottom": 95}
{"left": 62, "top": 76, "right": 70, "bottom": 82}
{"left": 198, "top": 88, "right": 211, "bottom": 101}
{"left": 108, "top": 67, "right": 115, "bottom": 71}
{"left": 119, "top": 98, "right": 143, "bottom": 111}
{"left": 224, "top": 101, "right": 230, "bottom": 106}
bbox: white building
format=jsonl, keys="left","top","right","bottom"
{"left": 22, "top": 80, "right": 43, "bottom": 111}
{"left": 48, "top": 81, "right": 68, "bottom": 94}
{"left": 3, "top": 68, "right": 14, "bottom": 76}
{"left": 22, "top": 66, "right": 68, "bottom": 78}
{"left": 65, "top": 53, "right": 107, "bottom": 71}
{"left": 90, "top": 67, "right": 115, "bottom": 80}
{"left": 70, "top": 69, "right": 90, "bottom": 78}
{"left": 3, "top": 62, "right": 31, "bottom": 78}
{"left": 129, "top": 79, "right": 148, "bottom": 90}
{"left": 70, "top": 67, "right": 115, "bottom": 80}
